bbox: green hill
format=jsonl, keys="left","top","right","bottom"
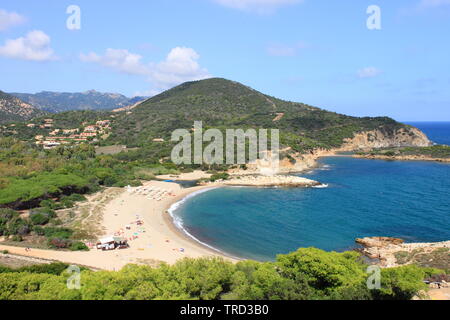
{"left": 106, "top": 78, "right": 428, "bottom": 152}
{"left": 0, "top": 91, "right": 46, "bottom": 124}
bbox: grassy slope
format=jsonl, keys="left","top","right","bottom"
{"left": 106, "top": 78, "right": 408, "bottom": 152}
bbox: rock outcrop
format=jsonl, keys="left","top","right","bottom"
{"left": 340, "top": 127, "right": 432, "bottom": 151}
{"left": 273, "top": 126, "right": 432, "bottom": 173}
{"left": 356, "top": 237, "right": 450, "bottom": 268}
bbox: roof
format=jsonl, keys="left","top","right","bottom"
{"left": 99, "top": 236, "right": 115, "bottom": 244}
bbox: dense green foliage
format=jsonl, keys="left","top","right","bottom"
{"left": 0, "top": 137, "right": 178, "bottom": 208}
{"left": 0, "top": 207, "right": 87, "bottom": 251}
{"left": 0, "top": 262, "right": 72, "bottom": 276}
{"left": 106, "top": 78, "right": 408, "bottom": 153}
{"left": 0, "top": 248, "right": 436, "bottom": 300}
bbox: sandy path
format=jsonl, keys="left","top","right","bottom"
{"left": 0, "top": 181, "right": 234, "bottom": 271}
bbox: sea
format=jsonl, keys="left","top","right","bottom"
{"left": 170, "top": 122, "right": 450, "bottom": 261}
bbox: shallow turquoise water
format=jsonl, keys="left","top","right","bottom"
{"left": 172, "top": 123, "right": 450, "bottom": 261}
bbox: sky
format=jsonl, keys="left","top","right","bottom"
{"left": 0, "top": 0, "right": 449, "bottom": 121}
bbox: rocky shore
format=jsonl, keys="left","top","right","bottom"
{"left": 354, "top": 154, "right": 450, "bottom": 163}
{"left": 222, "top": 175, "right": 321, "bottom": 187}
{"left": 356, "top": 237, "right": 450, "bottom": 269}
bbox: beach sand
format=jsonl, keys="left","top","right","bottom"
{"left": 0, "top": 180, "right": 235, "bottom": 271}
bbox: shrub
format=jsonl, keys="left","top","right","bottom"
{"left": 30, "top": 207, "right": 56, "bottom": 219}
{"left": 32, "top": 225, "right": 45, "bottom": 236}
{"left": 209, "top": 172, "right": 230, "bottom": 182}
{"left": 30, "top": 213, "right": 50, "bottom": 226}
{"left": 70, "top": 241, "right": 89, "bottom": 251}
{"left": 48, "top": 237, "right": 71, "bottom": 249}
{"left": 11, "top": 235, "right": 23, "bottom": 242}
{"left": 60, "top": 198, "right": 75, "bottom": 208}
{"left": 43, "top": 227, "right": 73, "bottom": 239}
{"left": 66, "top": 194, "right": 87, "bottom": 202}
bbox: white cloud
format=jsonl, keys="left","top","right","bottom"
{"left": 0, "top": 9, "right": 26, "bottom": 31}
{"left": 357, "top": 67, "right": 382, "bottom": 79}
{"left": 80, "top": 47, "right": 211, "bottom": 92}
{"left": 213, "top": 0, "right": 303, "bottom": 13}
{"left": 80, "top": 49, "right": 150, "bottom": 75}
{"left": 0, "top": 30, "right": 57, "bottom": 61}
{"left": 150, "top": 47, "right": 210, "bottom": 89}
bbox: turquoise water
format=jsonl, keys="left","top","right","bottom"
{"left": 172, "top": 123, "right": 450, "bottom": 261}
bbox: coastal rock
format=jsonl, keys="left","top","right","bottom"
{"left": 205, "top": 175, "right": 321, "bottom": 188}
{"left": 357, "top": 237, "right": 450, "bottom": 268}
{"left": 239, "top": 127, "right": 432, "bottom": 175}
{"left": 356, "top": 237, "right": 405, "bottom": 248}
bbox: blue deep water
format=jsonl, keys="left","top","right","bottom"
{"left": 172, "top": 123, "right": 450, "bottom": 261}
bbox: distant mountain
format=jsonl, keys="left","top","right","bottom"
{"left": 0, "top": 91, "right": 46, "bottom": 124}
{"left": 9, "top": 90, "right": 147, "bottom": 113}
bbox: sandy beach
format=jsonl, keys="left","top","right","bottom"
{"left": 0, "top": 180, "right": 235, "bottom": 271}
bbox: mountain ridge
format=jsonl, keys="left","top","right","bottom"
{"left": 10, "top": 91, "right": 148, "bottom": 113}
{"left": 0, "top": 91, "right": 47, "bottom": 124}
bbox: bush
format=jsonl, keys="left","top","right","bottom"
{"left": 39, "top": 199, "right": 63, "bottom": 210}
{"left": 66, "top": 194, "right": 87, "bottom": 202}
{"left": 1, "top": 250, "right": 8, "bottom": 254}
{"left": 48, "top": 237, "right": 71, "bottom": 249}
{"left": 18, "top": 262, "right": 71, "bottom": 275}
{"left": 209, "top": 172, "right": 230, "bottom": 182}
{"left": 70, "top": 241, "right": 89, "bottom": 251}
{"left": 371, "top": 265, "right": 428, "bottom": 300}
{"left": 60, "top": 198, "right": 75, "bottom": 208}
{"left": 43, "top": 227, "right": 73, "bottom": 239}
{"left": 30, "top": 207, "right": 56, "bottom": 219}
{"left": 32, "top": 225, "right": 45, "bottom": 236}
{"left": 30, "top": 213, "right": 50, "bottom": 226}
{"left": 11, "top": 235, "right": 23, "bottom": 242}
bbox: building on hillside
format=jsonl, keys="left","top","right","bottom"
{"left": 84, "top": 126, "right": 97, "bottom": 132}
{"left": 96, "top": 120, "right": 111, "bottom": 127}
{"left": 152, "top": 138, "right": 165, "bottom": 142}
{"left": 43, "top": 141, "right": 61, "bottom": 149}
{"left": 63, "top": 129, "right": 79, "bottom": 134}
{"left": 49, "top": 129, "right": 61, "bottom": 136}
{"left": 27, "top": 124, "right": 36, "bottom": 128}
{"left": 80, "top": 132, "right": 97, "bottom": 138}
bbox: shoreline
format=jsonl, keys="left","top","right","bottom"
{"left": 354, "top": 154, "right": 450, "bottom": 163}
{"left": 162, "top": 187, "right": 243, "bottom": 261}
{"left": 1, "top": 153, "right": 449, "bottom": 271}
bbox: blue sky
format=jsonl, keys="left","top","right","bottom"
{"left": 0, "top": 0, "right": 449, "bottom": 121}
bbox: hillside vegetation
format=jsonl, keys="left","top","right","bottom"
{"left": 0, "top": 91, "right": 46, "bottom": 124}
{"left": 107, "top": 78, "right": 410, "bottom": 152}
{"left": 0, "top": 248, "right": 443, "bottom": 300}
